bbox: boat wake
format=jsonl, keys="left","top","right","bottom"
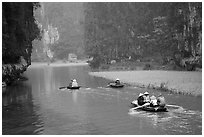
{"left": 166, "top": 104, "right": 184, "bottom": 112}
{"left": 129, "top": 104, "right": 200, "bottom": 115}
{"left": 128, "top": 103, "right": 201, "bottom": 134}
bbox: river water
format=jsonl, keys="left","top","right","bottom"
{"left": 2, "top": 63, "right": 202, "bottom": 135}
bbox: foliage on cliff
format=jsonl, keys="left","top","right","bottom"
{"left": 2, "top": 2, "right": 41, "bottom": 65}
{"left": 2, "top": 2, "right": 41, "bottom": 84}
{"left": 84, "top": 2, "right": 202, "bottom": 70}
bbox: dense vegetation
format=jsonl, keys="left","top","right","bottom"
{"left": 3, "top": 2, "right": 41, "bottom": 64}
{"left": 84, "top": 3, "right": 202, "bottom": 70}
{"left": 2, "top": 2, "right": 41, "bottom": 84}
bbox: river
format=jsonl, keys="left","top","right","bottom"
{"left": 2, "top": 63, "right": 202, "bottom": 135}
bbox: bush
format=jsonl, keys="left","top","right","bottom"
{"left": 143, "top": 63, "right": 151, "bottom": 70}
{"left": 100, "top": 64, "right": 110, "bottom": 70}
{"left": 89, "top": 57, "right": 101, "bottom": 69}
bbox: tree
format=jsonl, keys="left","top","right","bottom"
{"left": 84, "top": 2, "right": 202, "bottom": 69}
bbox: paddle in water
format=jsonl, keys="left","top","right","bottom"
{"left": 131, "top": 102, "right": 150, "bottom": 110}
{"left": 59, "top": 86, "right": 68, "bottom": 89}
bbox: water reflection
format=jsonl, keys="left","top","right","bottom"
{"left": 2, "top": 82, "right": 44, "bottom": 135}
{"left": 72, "top": 90, "right": 78, "bottom": 103}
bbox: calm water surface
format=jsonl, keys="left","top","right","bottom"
{"left": 2, "top": 63, "right": 202, "bottom": 135}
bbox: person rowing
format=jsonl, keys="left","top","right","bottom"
{"left": 71, "top": 79, "right": 78, "bottom": 87}
{"left": 137, "top": 93, "right": 145, "bottom": 106}
{"left": 115, "top": 78, "right": 121, "bottom": 85}
{"left": 69, "top": 79, "right": 79, "bottom": 87}
{"left": 132, "top": 92, "right": 150, "bottom": 110}
{"left": 69, "top": 79, "right": 73, "bottom": 87}
{"left": 143, "top": 91, "right": 150, "bottom": 103}
{"left": 137, "top": 91, "right": 151, "bottom": 108}
{"left": 157, "top": 94, "right": 166, "bottom": 107}
{"left": 150, "top": 95, "right": 158, "bottom": 107}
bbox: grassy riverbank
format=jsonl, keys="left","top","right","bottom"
{"left": 89, "top": 70, "right": 202, "bottom": 96}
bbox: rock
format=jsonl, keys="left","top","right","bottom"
{"left": 2, "top": 63, "right": 28, "bottom": 85}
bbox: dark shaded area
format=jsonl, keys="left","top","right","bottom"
{"left": 2, "top": 2, "right": 41, "bottom": 84}
{"left": 2, "top": 82, "right": 43, "bottom": 135}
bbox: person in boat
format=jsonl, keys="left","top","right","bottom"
{"left": 137, "top": 93, "right": 145, "bottom": 106}
{"left": 115, "top": 78, "right": 121, "bottom": 85}
{"left": 143, "top": 91, "right": 150, "bottom": 103}
{"left": 69, "top": 79, "right": 73, "bottom": 87}
{"left": 157, "top": 94, "right": 166, "bottom": 107}
{"left": 150, "top": 95, "right": 158, "bottom": 107}
{"left": 71, "top": 79, "right": 79, "bottom": 87}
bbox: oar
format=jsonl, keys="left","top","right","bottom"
{"left": 131, "top": 103, "right": 150, "bottom": 110}
{"left": 59, "top": 86, "right": 68, "bottom": 89}
{"left": 107, "top": 82, "right": 113, "bottom": 86}
{"left": 106, "top": 84, "right": 111, "bottom": 88}
{"left": 106, "top": 82, "right": 115, "bottom": 87}
{"left": 131, "top": 105, "right": 144, "bottom": 110}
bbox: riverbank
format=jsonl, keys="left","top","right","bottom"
{"left": 89, "top": 70, "right": 202, "bottom": 96}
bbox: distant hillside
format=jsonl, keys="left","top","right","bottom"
{"left": 32, "top": 2, "right": 85, "bottom": 61}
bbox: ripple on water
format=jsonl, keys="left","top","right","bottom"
{"left": 33, "top": 127, "right": 44, "bottom": 134}
{"left": 128, "top": 104, "right": 202, "bottom": 135}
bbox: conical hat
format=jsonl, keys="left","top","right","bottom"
{"left": 139, "top": 93, "right": 144, "bottom": 97}
{"left": 144, "top": 91, "right": 149, "bottom": 95}
{"left": 150, "top": 95, "right": 156, "bottom": 100}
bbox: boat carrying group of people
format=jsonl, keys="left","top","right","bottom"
{"left": 137, "top": 91, "right": 166, "bottom": 108}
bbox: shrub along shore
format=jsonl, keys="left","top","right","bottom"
{"left": 89, "top": 70, "right": 202, "bottom": 97}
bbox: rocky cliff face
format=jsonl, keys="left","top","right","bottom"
{"left": 2, "top": 2, "right": 41, "bottom": 85}
{"left": 2, "top": 57, "right": 28, "bottom": 85}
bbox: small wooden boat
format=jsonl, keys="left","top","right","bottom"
{"left": 59, "top": 86, "right": 81, "bottom": 90}
{"left": 131, "top": 100, "right": 168, "bottom": 112}
{"left": 108, "top": 83, "right": 124, "bottom": 88}
{"left": 67, "top": 86, "right": 81, "bottom": 89}
{"left": 140, "top": 106, "right": 167, "bottom": 112}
